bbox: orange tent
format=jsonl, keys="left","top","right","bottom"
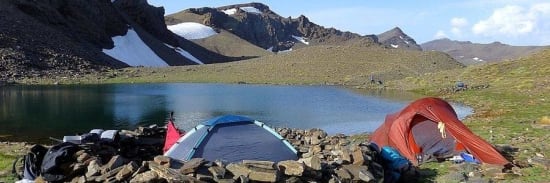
{"left": 371, "top": 97, "right": 509, "bottom": 165}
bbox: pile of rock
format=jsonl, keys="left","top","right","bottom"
{"left": 26, "top": 127, "right": 384, "bottom": 183}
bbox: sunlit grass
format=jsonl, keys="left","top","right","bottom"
{"left": 0, "top": 153, "right": 18, "bottom": 182}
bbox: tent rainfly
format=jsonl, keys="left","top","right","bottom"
{"left": 370, "top": 97, "right": 509, "bottom": 166}
{"left": 165, "top": 115, "right": 298, "bottom": 163}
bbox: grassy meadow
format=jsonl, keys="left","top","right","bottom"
{"left": 391, "top": 49, "right": 550, "bottom": 182}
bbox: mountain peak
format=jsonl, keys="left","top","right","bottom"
{"left": 389, "top": 27, "right": 404, "bottom": 33}
{"left": 377, "top": 27, "right": 421, "bottom": 50}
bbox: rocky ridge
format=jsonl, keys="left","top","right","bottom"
{"left": 421, "top": 38, "right": 548, "bottom": 65}
{"left": 166, "top": 3, "right": 378, "bottom": 52}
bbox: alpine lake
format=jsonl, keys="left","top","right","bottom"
{"left": 0, "top": 83, "right": 472, "bottom": 143}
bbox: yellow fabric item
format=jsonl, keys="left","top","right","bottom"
{"left": 438, "top": 122, "right": 447, "bottom": 138}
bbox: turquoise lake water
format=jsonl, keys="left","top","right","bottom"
{"left": 0, "top": 83, "right": 472, "bottom": 142}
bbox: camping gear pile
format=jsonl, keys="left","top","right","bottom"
{"left": 13, "top": 125, "right": 166, "bottom": 183}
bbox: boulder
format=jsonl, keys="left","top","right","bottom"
{"left": 69, "top": 176, "right": 86, "bottom": 183}
{"left": 180, "top": 158, "right": 206, "bottom": 174}
{"left": 132, "top": 161, "right": 150, "bottom": 178}
{"left": 242, "top": 160, "right": 275, "bottom": 169}
{"left": 312, "top": 130, "right": 327, "bottom": 139}
{"left": 209, "top": 166, "right": 226, "bottom": 179}
{"left": 72, "top": 162, "right": 87, "bottom": 173}
{"left": 334, "top": 169, "right": 351, "bottom": 180}
{"left": 342, "top": 164, "right": 369, "bottom": 181}
{"left": 102, "top": 155, "right": 128, "bottom": 174}
{"left": 277, "top": 160, "right": 304, "bottom": 176}
{"left": 149, "top": 161, "right": 185, "bottom": 182}
{"left": 358, "top": 169, "right": 375, "bottom": 182}
{"left": 130, "top": 171, "right": 160, "bottom": 183}
{"left": 237, "top": 175, "right": 249, "bottom": 183}
{"left": 226, "top": 163, "right": 250, "bottom": 178}
{"left": 100, "top": 166, "right": 125, "bottom": 181}
{"left": 341, "top": 149, "right": 352, "bottom": 164}
{"left": 115, "top": 161, "right": 139, "bottom": 181}
{"left": 310, "top": 145, "right": 322, "bottom": 154}
{"left": 248, "top": 166, "right": 278, "bottom": 182}
{"left": 298, "top": 146, "right": 309, "bottom": 153}
{"left": 153, "top": 155, "right": 172, "bottom": 168}
{"left": 351, "top": 148, "right": 365, "bottom": 165}
{"left": 86, "top": 159, "right": 102, "bottom": 177}
{"left": 310, "top": 137, "right": 321, "bottom": 145}
{"left": 196, "top": 173, "right": 214, "bottom": 182}
{"left": 77, "top": 152, "right": 92, "bottom": 163}
{"left": 298, "top": 156, "right": 321, "bottom": 170}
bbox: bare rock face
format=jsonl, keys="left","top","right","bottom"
{"left": 167, "top": 3, "right": 376, "bottom": 52}
{"left": 0, "top": 0, "right": 209, "bottom": 81}
{"left": 114, "top": 0, "right": 178, "bottom": 46}
{"left": 0, "top": 0, "right": 128, "bottom": 81}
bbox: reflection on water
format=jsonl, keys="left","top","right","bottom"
{"left": 0, "top": 83, "right": 472, "bottom": 142}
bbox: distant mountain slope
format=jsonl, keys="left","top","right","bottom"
{"left": 421, "top": 38, "right": 548, "bottom": 65}
{"left": 377, "top": 27, "right": 422, "bottom": 50}
{"left": 165, "top": 3, "right": 378, "bottom": 53}
{"left": 109, "top": 45, "right": 464, "bottom": 86}
{"left": 191, "top": 30, "right": 272, "bottom": 58}
{"left": 0, "top": 0, "right": 126, "bottom": 80}
{"left": 0, "top": 0, "right": 250, "bottom": 80}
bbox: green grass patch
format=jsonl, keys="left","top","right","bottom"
{"left": 0, "top": 153, "right": 18, "bottom": 182}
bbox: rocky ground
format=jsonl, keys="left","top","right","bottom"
{"left": 12, "top": 127, "right": 386, "bottom": 183}
{"left": 5, "top": 125, "right": 536, "bottom": 183}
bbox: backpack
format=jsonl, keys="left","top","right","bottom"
{"left": 380, "top": 146, "right": 412, "bottom": 183}
{"left": 12, "top": 144, "right": 48, "bottom": 180}
{"left": 40, "top": 142, "right": 81, "bottom": 182}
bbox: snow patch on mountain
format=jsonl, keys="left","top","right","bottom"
{"left": 103, "top": 28, "right": 168, "bottom": 67}
{"left": 473, "top": 57, "right": 484, "bottom": 62}
{"left": 399, "top": 35, "right": 410, "bottom": 44}
{"left": 292, "top": 35, "right": 310, "bottom": 45}
{"left": 241, "top": 7, "right": 262, "bottom": 14}
{"left": 222, "top": 6, "right": 262, "bottom": 15}
{"left": 391, "top": 44, "right": 399, "bottom": 48}
{"left": 278, "top": 48, "right": 293, "bottom": 53}
{"left": 266, "top": 46, "right": 293, "bottom": 53}
{"left": 164, "top": 44, "right": 204, "bottom": 65}
{"left": 168, "top": 22, "right": 217, "bottom": 40}
{"left": 222, "top": 8, "right": 237, "bottom": 15}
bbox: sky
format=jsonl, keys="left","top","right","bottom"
{"left": 147, "top": 0, "right": 550, "bottom": 46}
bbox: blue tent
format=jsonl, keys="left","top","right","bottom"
{"left": 165, "top": 115, "right": 298, "bottom": 162}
